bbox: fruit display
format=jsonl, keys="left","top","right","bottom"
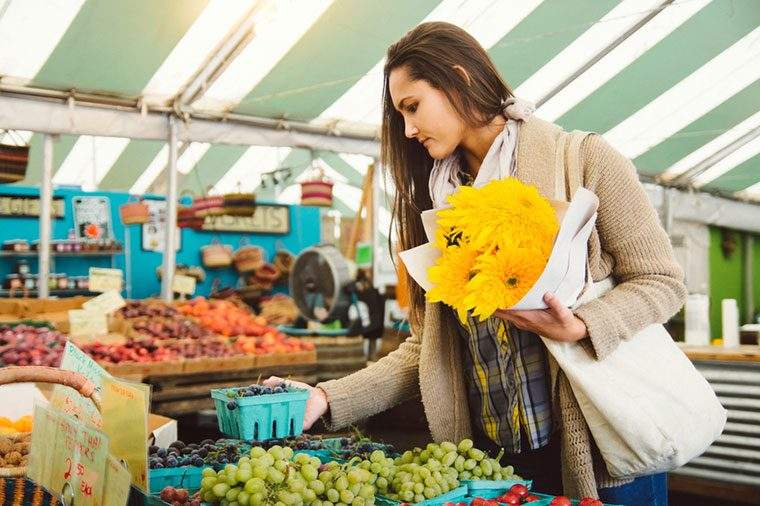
{"left": 178, "top": 297, "right": 271, "bottom": 337}
{"left": 257, "top": 434, "right": 396, "bottom": 462}
{"left": 118, "top": 300, "right": 180, "bottom": 319}
{"left": 232, "top": 332, "right": 314, "bottom": 355}
{"left": 198, "top": 445, "right": 377, "bottom": 506}
{"left": 0, "top": 324, "right": 67, "bottom": 367}
{"left": 470, "top": 483, "right": 541, "bottom": 505}
{"left": 0, "top": 415, "right": 32, "bottom": 435}
{"left": 0, "top": 433, "right": 30, "bottom": 469}
{"left": 159, "top": 486, "right": 200, "bottom": 506}
{"left": 130, "top": 317, "right": 212, "bottom": 341}
{"left": 149, "top": 439, "right": 252, "bottom": 469}
{"left": 81, "top": 337, "right": 238, "bottom": 364}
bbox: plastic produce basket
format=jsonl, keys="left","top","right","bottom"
{"left": 211, "top": 387, "right": 309, "bottom": 441}
{"left": 149, "top": 466, "right": 205, "bottom": 494}
{"left": 375, "top": 485, "right": 468, "bottom": 506}
{"left": 462, "top": 478, "right": 533, "bottom": 494}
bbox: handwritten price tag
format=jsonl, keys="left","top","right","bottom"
{"left": 27, "top": 404, "right": 109, "bottom": 506}
{"left": 171, "top": 274, "right": 196, "bottom": 295}
{"left": 83, "top": 290, "right": 126, "bottom": 315}
{"left": 69, "top": 309, "right": 108, "bottom": 339}
{"left": 103, "top": 455, "right": 131, "bottom": 506}
{"left": 89, "top": 268, "right": 124, "bottom": 293}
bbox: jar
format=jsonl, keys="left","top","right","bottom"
{"left": 7, "top": 274, "right": 21, "bottom": 290}
{"left": 49, "top": 274, "right": 58, "bottom": 290}
{"left": 24, "top": 276, "right": 35, "bottom": 290}
{"left": 57, "top": 274, "right": 69, "bottom": 290}
{"left": 73, "top": 241, "right": 82, "bottom": 252}
{"left": 64, "top": 241, "right": 73, "bottom": 253}
{"left": 76, "top": 277, "right": 88, "bottom": 290}
{"left": 16, "top": 260, "right": 30, "bottom": 276}
{"left": 68, "top": 277, "right": 77, "bottom": 290}
{"left": 54, "top": 241, "right": 66, "bottom": 253}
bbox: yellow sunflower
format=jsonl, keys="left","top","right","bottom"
{"left": 437, "top": 178, "right": 558, "bottom": 256}
{"left": 463, "top": 245, "right": 546, "bottom": 320}
{"left": 426, "top": 244, "right": 478, "bottom": 322}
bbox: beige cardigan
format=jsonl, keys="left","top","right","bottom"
{"left": 318, "top": 117, "right": 687, "bottom": 499}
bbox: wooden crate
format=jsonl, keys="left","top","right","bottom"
{"left": 301, "top": 335, "right": 367, "bottom": 382}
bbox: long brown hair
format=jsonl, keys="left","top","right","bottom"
{"left": 382, "top": 21, "right": 513, "bottom": 328}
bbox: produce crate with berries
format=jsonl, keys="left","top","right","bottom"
{"left": 211, "top": 382, "right": 310, "bottom": 440}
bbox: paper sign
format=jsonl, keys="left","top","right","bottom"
{"left": 171, "top": 274, "right": 196, "bottom": 295}
{"left": 27, "top": 404, "right": 110, "bottom": 506}
{"left": 102, "top": 376, "right": 150, "bottom": 492}
{"left": 89, "top": 268, "right": 124, "bottom": 293}
{"left": 84, "top": 290, "right": 126, "bottom": 315}
{"left": 399, "top": 188, "right": 599, "bottom": 310}
{"left": 103, "top": 454, "right": 132, "bottom": 506}
{"left": 69, "top": 309, "right": 108, "bottom": 338}
{"left": 50, "top": 341, "right": 111, "bottom": 428}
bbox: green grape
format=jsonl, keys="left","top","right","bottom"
{"left": 302, "top": 488, "right": 317, "bottom": 503}
{"left": 310, "top": 479, "right": 326, "bottom": 495}
{"left": 347, "top": 469, "right": 362, "bottom": 484}
{"left": 468, "top": 448, "right": 485, "bottom": 461}
{"left": 424, "top": 477, "right": 436, "bottom": 488}
{"left": 252, "top": 465, "right": 268, "bottom": 480}
{"left": 401, "top": 490, "right": 414, "bottom": 502}
{"left": 440, "top": 441, "right": 457, "bottom": 453}
{"left": 358, "top": 484, "right": 374, "bottom": 498}
{"left": 480, "top": 459, "right": 493, "bottom": 476}
{"left": 454, "top": 455, "right": 465, "bottom": 472}
{"left": 458, "top": 439, "right": 474, "bottom": 453}
{"left": 335, "top": 475, "right": 349, "bottom": 491}
{"left": 244, "top": 477, "right": 265, "bottom": 493}
{"left": 326, "top": 488, "right": 340, "bottom": 502}
{"left": 460, "top": 471, "right": 472, "bottom": 480}
{"left": 274, "top": 459, "right": 289, "bottom": 473}
{"left": 236, "top": 467, "right": 253, "bottom": 483}
{"left": 282, "top": 447, "right": 294, "bottom": 460}
{"left": 226, "top": 487, "right": 241, "bottom": 502}
{"left": 369, "top": 462, "right": 381, "bottom": 474}
{"left": 202, "top": 490, "right": 215, "bottom": 503}
{"left": 239, "top": 456, "right": 251, "bottom": 465}
{"left": 237, "top": 491, "right": 250, "bottom": 505}
{"left": 369, "top": 450, "right": 384, "bottom": 463}
{"left": 504, "top": 465, "right": 514, "bottom": 475}
{"left": 213, "top": 483, "right": 231, "bottom": 498}
{"left": 464, "top": 459, "right": 477, "bottom": 470}
{"left": 250, "top": 492, "right": 266, "bottom": 506}
{"left": 413, "top": 483, "right": 424, "bottom": 494}
{"left": 472, "top": 467, "right": 483, "bottom": 477}
{"left": 400, "top": 450, "right": 414, "bottom": 464}
{"left": 418, "top": 450, "right": 430, "bottom": 463}
{"left": 259, "top": 453, "right": 275, "bottom": 467}
{"left": 375, "top": 477, "right": 388, "bottom": 490}
{"left": 201, "top": 476, "right": 218, "bottom": 489}
{"left": 203, "top": 467, "right": 217, "bottom": 478}
{"left": 340, "top": 490, "right": 355, "bottom": 503}
{"left": 442, "top": 451, "right": 457, "bottom": 467}
{"left": 267, "top": 467, "right": 285, "bottom": 484}
{"left": 288, "top": 477, "right": 306, "bottom": 492}
{"left": 319, "top": 470, "right": 333, "bottom": 482}
{"left": 414, "top": 493, "right": 425, "bottom": 503}
{"left": 250, "top": 447, "right": 266, "bottom": 458}
{"left": 268, "top": 446, "right": 285, "bottom": 461}
{"left": 310, "top": 457, "right": 321, "bottom": 469}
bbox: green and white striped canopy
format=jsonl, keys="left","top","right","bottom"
{"left": 1, "top": 0, "right": 759, "bottom": 216}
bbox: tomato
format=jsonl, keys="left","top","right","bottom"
{"left": 549, "top": 497, "right": 573, "bottom": 506}
{"left": 579, "top": 499, "right": 603, "bottom": 506}
{"left": 498, "top": 492, "right": 521, "bottom": 505}
{"left": 524, "top": 495, "right": 541, "bottom": 503}
{"left": 509, "top": 484, "right": 530, "bottom": 498}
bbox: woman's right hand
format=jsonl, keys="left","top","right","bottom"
{"left": 263, "top": 376, "right": 329, "bottom": 430}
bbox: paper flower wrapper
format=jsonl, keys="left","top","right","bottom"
{"left": 398, "top": 187, "right": 599, "bottom": 310}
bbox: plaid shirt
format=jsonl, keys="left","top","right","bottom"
{"left": 458, "top": 314, "right": 553, "bottom": 452}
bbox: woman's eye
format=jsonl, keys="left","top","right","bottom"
{"left": 408, "top": 104, "right": 417, "bottom": 113}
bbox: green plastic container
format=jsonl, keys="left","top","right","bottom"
{"left": 375, "top": 485, "right": 468, "bottom": 506}
{"left": 149, "top": 466, "right": 204, "bottom": 494}
{"left": 211, "top": 387, "right": 309, "bottom": 441}
{"left": 462, "top": 478, "right": 532, "bottom": 494}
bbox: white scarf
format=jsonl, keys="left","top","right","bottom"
{"left": 428, "top": 97, "right": 536, "bottom": 208}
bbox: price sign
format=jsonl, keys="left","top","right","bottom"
{"left": 89, "top": 268, "right": 124, "bottom": 293}
{"left": 69, "top": 309, "right": 108, "bottom": 339}
{"left": 102, "top": 377, "right": 150, "bottom": 492}
{"left": 50, "top": 341, "right": 111, "bottom": 429}
{"left": 171, "top": 274, "right": 196, "bottom": 295}
{"left": 27, "top": 404, "right": 109, "bottom": 506}
{"left": 103, "top": 455, "right": 131, "bottom": 506}
{"left": 83, "top": 290, "right": 126, "bottom": 315}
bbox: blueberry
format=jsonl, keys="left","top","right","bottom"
{"left": 154, "top": 462, "right": 164, "bottom": 469}
{"left": 226, "top": 400, "right": 237, "bottom": 410}
{"left": 198, "top": 448, "right": 208, "bottom": 457}
{"left": 166, "top": 457, "right": 178, "bottom": 468}
{"left": 201, "top": 439, "right": 214, "bottom": 446}
{"left": 192, "top": 457, "right": 204, "bottom": 467}
{"left": 149, "top": 445, "right": 159, "bottom": 455}
{"left": 157, "top": 448, "right": 167, "bottom": 458}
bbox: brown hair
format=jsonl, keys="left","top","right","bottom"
{"left": 382, "top": 21, "right": 513, "bottom": 328}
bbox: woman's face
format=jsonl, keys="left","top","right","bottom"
{"left": 388, "top": 65, "right": 465, "bottom": 160}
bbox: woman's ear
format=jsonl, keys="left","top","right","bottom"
{"left": 452, "top": 65, "right": 472, "bottom": 86}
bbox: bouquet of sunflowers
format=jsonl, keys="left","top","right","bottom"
{"left": 425, "top": 178, "right": 558, "bottom": 321}
{"left": 399, "top": 178, "right": 599, "bottom": 322}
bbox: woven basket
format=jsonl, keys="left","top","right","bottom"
{"left": 202, "top": 241, "right": 233, "bottom": 269}
{"left": 0, "top": 366, "right": 101, "bottom": 478}
{"left": 192, "top": 195, "right": 225, "bottom": 217}
{"left": 234, "top": 245, "right": 264, "bottom": 273}
{"left": 223, "top": 192, "right": 256, "bottom": 216}
{"left": 0, "top": 477, "right": 61, "bottom": 505}
{"left": 252, "top": 263, "right": 280, "bottom": 284}
{"left": 119, "top": 197, "right": 150, "bottom": 225}
{"left": 300, "top": 180, "right": 334, "bottom": 207}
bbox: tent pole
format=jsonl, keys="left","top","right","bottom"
{"left": 38, "top": 134, "right": 54, "bottom": 299}
{"left": 161, "top": 116, "right": 179, "bottom": 301}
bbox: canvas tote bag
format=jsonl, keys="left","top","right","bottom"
{"left": 540, "top": 130, "right": 726, "bottom": 479}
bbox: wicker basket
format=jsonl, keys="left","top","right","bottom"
{"left": 234, "top": 245, "right": 264, "bottom": 273}
{"left": 252, "top": 263, "right": 280, "bottom": 284}
{"left": 300, "top": 180, "right": 334, "bottom": 207}
{"left": 119, "top": 197, "right": 150, "bottom": 225}
{"left": 0, "top": 366, "right": 101, "bottom": 478}
{"left": 192, "top": 195, "right": 225, "bottom": 217}
{"left": 223, "top": 192, "right": 256, "bottom": 216}
{"left": 274, "top": 250, "right": 294, "bottom": 277}
{"left": 202, "top": 240, "right": 233, "bottom": 268}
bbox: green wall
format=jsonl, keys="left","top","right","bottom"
{"left": 708, "top": 227, "right": 760, "bottom": 338}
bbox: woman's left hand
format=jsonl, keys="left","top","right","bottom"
{"left": 494, "top": 292, "right": 587, "bottom": 342}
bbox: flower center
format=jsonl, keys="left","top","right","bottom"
{"left": 505, "top": 276, "right": 519, "bottom": 288}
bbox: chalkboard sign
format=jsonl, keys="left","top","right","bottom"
{"left": 73, "top": 196, "right": 112, "bottom": 239}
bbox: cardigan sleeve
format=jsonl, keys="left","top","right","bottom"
{"left": 573, "top": 134, "right": 687, "bottom": 360}
{"left": 316, "top": 330, "right": 421, "bottom": 429}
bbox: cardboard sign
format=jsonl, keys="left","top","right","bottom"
{"left": 27, "top": 404, "right": 110, "bottom": 506}
{"left": 69, "top": 309, "right": 108, "bottom": 339}
{"left": 101, "top": 377, "right": 150, "bottom": 492}
{"left": 171, "top": 274, "right": 196, "bottom": 295}
{"left": 83, "top": 290, "right": 126, "bottom": 315}
{"left": 103, "top": 455, "right": 131, "bottom": 506}
{"left": 89, "top": 268, "right": 124, "bottom": 293}
{"left": 50, "top": 341, "right": 111, "bottom": 428}
{"left": 201, "top": 204, "right": 290, "bottom": 234}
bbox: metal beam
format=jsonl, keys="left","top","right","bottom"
{"left": 38, "top": 134, "right": 54, "bottom": 299}
{"left": 161, "top": 117, "right": 179, "bottom": 301}
{"left": 0, "top": 93, "right": 380, "bottom": 156}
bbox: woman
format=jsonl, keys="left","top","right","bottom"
{"left": 270, "top": 22, "right": 686, "bottom": 505}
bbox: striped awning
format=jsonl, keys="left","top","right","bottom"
{"left": 1, "top": 0, "right": 759, "bottom": 214}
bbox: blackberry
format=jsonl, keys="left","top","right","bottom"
{"left": 226, "top": 400, "right": 237, "bottom": 410}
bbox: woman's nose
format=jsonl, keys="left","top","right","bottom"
{"left": 404, "top": 120, "right": 419, "bottom": 139}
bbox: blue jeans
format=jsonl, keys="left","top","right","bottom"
{"left": 598, "top": 473, "right": 668, "bottom": 506}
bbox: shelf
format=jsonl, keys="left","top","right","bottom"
{"left": 0, "top": 289, "right": 98, "bottom": 298}
{"left": 0, "top": 250, "right": 122, "bottom": 257}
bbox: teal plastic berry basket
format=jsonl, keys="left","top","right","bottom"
{"left": 462, "top": 478, "right": 533, "bottom": 494}
{"left": 211, "top": 387, "right": 309, "bottom": 441}
{"left": 149, "top": 466, "right": 205, "bottom": 494}
{"left": 375, "top": 485, "right": 468, "bottom": 506}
